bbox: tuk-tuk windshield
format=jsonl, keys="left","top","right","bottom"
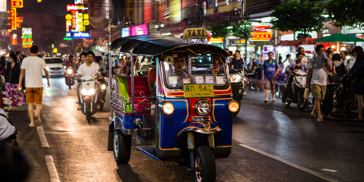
{"left": 162, "top": 55, "right": 228, "bottom": 89}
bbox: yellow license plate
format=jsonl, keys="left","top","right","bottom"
{"left": 183, "top": 84, "right": 214, "bottom": 98}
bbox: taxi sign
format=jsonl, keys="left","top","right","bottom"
{"left": 182, "top": 28, "right": 210, "bottom": 40}
{"left": 183, "top": 84, "right": 214, "bottom": 98}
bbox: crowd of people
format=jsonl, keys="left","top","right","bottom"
{"left": 229, "top": 45, "right": 364, "bottom": 122}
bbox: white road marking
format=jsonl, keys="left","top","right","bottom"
{"left": 239, "top": 144, "right": 341, "bottom": 182}
{"left": 45, "top": 155, "right": 60, "bottom": 182}
{"left": 322, "top": 169, "right": 338, "bottom": 173}
{"left": 37, "top": 126, "right": 50, "bottom": 147}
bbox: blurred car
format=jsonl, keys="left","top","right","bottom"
{"left": 43, "top": 57, "right": 65, "bottom": 77}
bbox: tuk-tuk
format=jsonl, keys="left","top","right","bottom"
{"left": 107, "top": 35, "right": 239, "bottom": 182}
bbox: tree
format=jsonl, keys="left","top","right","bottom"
{"left": 232, "top": 20, "right": 254, "bottom": 63}
{"left": 270, "top": 0, "right": 326, "bottom": 38}
{"left": 207, "top": 23, "right": 229, "bottom": 38}
{"left": 326, "top": 0, "right": 364, "bottom": 29}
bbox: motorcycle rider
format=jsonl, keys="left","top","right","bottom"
{"left": 64, "top": 55, "right": 76, "bottom": 70}
{"left": 282, "top": 52, "right": 308, "bottom": 103}
{"left": 94, "top": 51, "right": 108, "bottom": 103}
{"left": 76, "top": 51, "right": 103, "bottom": 109}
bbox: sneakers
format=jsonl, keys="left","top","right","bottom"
{"left": 34, "top": 116, "right": 41, "bottom": 126}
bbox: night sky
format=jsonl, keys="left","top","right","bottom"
{"left": 18, "top": 0, "right": 74, "bottom": 17}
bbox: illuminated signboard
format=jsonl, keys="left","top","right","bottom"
{"left": 207, "top": 37, "right": 224, "bottom": 44}
{"left": 67, "top": 4, "right": 87, "bottom": 11}
{"left": 130, "top": 24, "right": 148, "bottom": 36}
{"left": 66, "top": 31, "right": 90, "bottom": 39}
{"left": 0, "top": 0, "right": 6, "bottom": 12}
{"left": 7, "top": 8, "right": 22, "bottom": 31}
{"left": 22, "top": 28, "right": 32, "bottom": 48}
{"left": 250, "top": 25, "right": 272, "bottom": 41}
{"left": 121, "top": 28, "right": 130, "bottom": 37}
{"left": 11, "top": 33, "right": 17, "bottom": 45}
{"left": 11, "top": 0, "right": 23, "bottom": 8}
{"left": 75, "top": 0, "right": 83, "bottom": 4}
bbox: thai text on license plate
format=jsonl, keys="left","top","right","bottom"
{"left": 183, "top": 84, "right": 214, "bottom": 98}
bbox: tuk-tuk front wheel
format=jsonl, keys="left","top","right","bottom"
{"left": 113, "top": 130, "right": 131, "bottom": 164}
{"left": 193, "top": 146, "right": 216, "bottom": 182}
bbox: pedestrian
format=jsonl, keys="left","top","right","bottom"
{"left": 350, "top": 46, "right": 364, "bottom": 121}
{"left": 230, "top": 51, "right": 244, "bottom": 70}
{"left": 254, "top": 64, "right": 263, "bottom": 91}
{"left": 278, "top": 54, "right": 282, "bottom": 65}
{"left": 297, "top": 47, "right": 309, "bottom": 66}
{"left": 341, "top": 51, "right": 349, "bottom": 67}
{"left": 0, "top": 56, "right": 6, "bottom": 76}
{"left": 5, "top": 53, "right": 25, "bottom": 111}
{"left": 18, "top": 45, "right": 50, "bottom": 127}
{"left": 322, "top": 51, "right": 336, "bottom": 119}
{"left": 262, "top": 52, "right": 279, "bottom": 102}
{"left": 15, "top": 51, "right": 22, "bottom": 65}
{"left": 306, "top": 45, "right": 332, "bottom": 122}
{"left": 283, "top": 54, "right": 293, "bottom": 65}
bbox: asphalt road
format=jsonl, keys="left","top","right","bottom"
{"left": 7, "top": 78, "right": 364, "bottom": 182}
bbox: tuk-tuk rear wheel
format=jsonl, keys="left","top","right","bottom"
{"left": 113, "top": 130, "right": 131, "bottom": 164}
{"left": 193, "top": 146, "right": 216, "bottom": 182}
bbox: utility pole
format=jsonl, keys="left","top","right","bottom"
{"left": 242, "top": 0, "right": 248, "bottom": 64}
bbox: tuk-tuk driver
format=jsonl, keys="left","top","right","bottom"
{"left": 169, "top": 56, "right": 191, "bottom": 86}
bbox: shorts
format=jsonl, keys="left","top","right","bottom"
{"left": 26, "top": 88, "right": 44, "bottom": 104}
{"left": 264, "top": 78, "right": 276, "bottom": 90}
{"left": 310, "top": 84, "right": 326, "bottom": 99}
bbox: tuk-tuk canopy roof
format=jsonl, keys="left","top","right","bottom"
{"left": 110, "top": 35, "right": 229, "bottom": 57}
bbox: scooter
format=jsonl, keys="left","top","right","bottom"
{"left": 229, "top": 64, "right": 244, "bottom": 116}
{"left": 78, "top": 75, "right": 100, "bottom": 121}
{"left": 284, "top": 70, "right": 308, "bottom": 109}
{"left": 65, "top": 67, "right": 75, "bottom": 90}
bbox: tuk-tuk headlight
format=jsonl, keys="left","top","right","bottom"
{"left": 195, "top": 100, "right": 211, "bottom": 116}
{"left": 88, "top": 88, "right": 96, "bottom": 95}
{"left": 230, "top": 73, "right": 242, "bottom": 83}
{"left": 228, "top": 101, "right": 240, "bottom": 113}
{"left": 101, "top": 84, "right": 106, "bottom": 90}
{"left": 162, "top": 102, "right": 174, "bottom": 115}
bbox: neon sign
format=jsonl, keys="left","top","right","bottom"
{"left": 22, "top": 28, "right": 32, "bottom": 48}
{"left": 67, "top": 4, "right": 88, "bottom": 11}
{"left": 66, "top": 31, "right": 90, "bottom": 39}
{"left": 11, "top": 33, "right": 17, "bottom": 45}
{"left": 11, "top": 0, "right": 23, "bottom": 8}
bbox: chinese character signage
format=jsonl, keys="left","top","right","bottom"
{"left": 250, "top": 25, "right": 272, "bottom": 42}
{"left": 11, "top": 33, "right": 17, "bottom": 45}
{"left": 66, "top": 3, "right": 89, "bottom": 33}
{"left": 11, "top": 0, "right": 23, "bottom": 8}
{"left": 0, "top": 0, "right": 6, "bottom": 12}
{"left": 22, "top": 28, "right": 32, "bottom": 48}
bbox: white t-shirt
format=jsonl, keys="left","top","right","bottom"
{"left": 21, "top": 56, "right": 46, "bottom": 88}
{"left": 309, "top": 61, "right": 329, "bottom": 86}
{"left": 77, "top": 62, "right": 100, "bottom": 77}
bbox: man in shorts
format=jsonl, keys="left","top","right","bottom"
{"left": 18, "top": 45, "right": 50, "bottom": 127}
{"left": 262, "top": 52, "right": 279, "bottom": 102}
{"left": 306, "top": 45, "right": 332, "bottom": 121}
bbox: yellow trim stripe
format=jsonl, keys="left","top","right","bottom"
{"left": 212, "top": 98, "right": 232, "bottom": 122}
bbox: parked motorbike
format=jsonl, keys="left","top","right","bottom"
{"left": 65, "top": 67, "right": 75, "bottom": 90}
{"left": 334, "top": 75, "right": 358, "bottom": 118}
{"left": 229, "top": 64, "right": 244, "bottom": 116}
{"left": 78, "top": 75, "right": 101, "bottom": 121}
{"left": 284, "top": 70, "right": 308, "bottom": 109}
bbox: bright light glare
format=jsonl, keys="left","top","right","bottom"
{"left": 81, "top": 89, "right": 88, "bottom": 95}
{"left": 163, "top": 102, "right": 174, "bottom": 115}
{"left": 67, "top": 69, "right": 73, "bottom": 74}
{"left": 101, "top": 84, "right": 106, "bottom": 90}
{"left": 228, "top": 101, "right": 239, "bottom": 113}
{"left": 88, "top": 88, "right": 95, "bottom": 95}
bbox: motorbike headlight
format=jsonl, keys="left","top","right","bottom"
{"left": 88, "top": 88, "right": 96, "bottom": 95}
{"left": 81, "top": 89, "right": 88, "bottom": 95}
{"left": 228, "top": 100, "right": 240, "bottom": 113}
{"left": 67, "top": 69, "right": 73, "bottom": 74}
{"left": 162, "top": 102, "right": 174, "bottom": 115}
{"left": 230, "top": 73, "right": 242, "bottom": 83}
{"left": 195, "top": 100, "right": 211, "bottom": 116}
{"left": 101, "top": 84, "right": 106, "bottom": 90}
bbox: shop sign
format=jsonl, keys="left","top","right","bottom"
{"left": 90, "top": 30, "right": 106, "bottom": 38}
{"left": 11, "top": 0, "right": 22, "bottom": 8}
{"left": 66, "top": 31, "right": 90, "bottom": 39}
{"left": 207, "top": 37, "right": 224, "bottom": 43}
{"left": 75, "top": 0, "right": 84, "bottom": 4}
{"left": 130, "top": 24, "right": 148, "bottom": 36}
{"left": 182, "top": 28, "right": 209, "bottom": 39}
{"left": 230, "top": 39, "right": 246, "bottom": 45}
{"left": 250, "top": 25, "right": 272, "bottom": 41}
{"left": 121, "top": 27, "right": 130, "bottom": 37}
{"left": 0, "top": 0, "right": 6, "bottom": 12}
{"left": 22, "top": 28, "right": 32, "bottom": 48}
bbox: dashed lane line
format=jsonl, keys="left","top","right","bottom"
{"left": 37, "top": 126, "right": 50, "bottom": 147}
{"left": 239, "top": 143, "right": 341, "bottom": 182}
{"left": 45, "top": 155, "right": 60, "bottom": 182}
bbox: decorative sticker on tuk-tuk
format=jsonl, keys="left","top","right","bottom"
{"left": 183, "top": 78, "right": 190, "bottom": 84}
{"left": 164, "top": 56, "right": 174, "bottom": 64}
{"left": 216, "top": 76, "right": 225, "bottom": 85}
{"left": 205, "top": 76, "right": 214, "bottom": 84}
{"left": 195, "top": 76, "right": 204, "bottom": 84}
{"left": 169, "top": 76, "right": 178, "bottom": 85}
{"left": 183, "top": 84, "right": 215, "bottom": 98}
